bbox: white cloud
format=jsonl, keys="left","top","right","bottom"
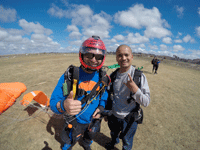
{"left": 175, "top": 5, "right": 184, "bottom": 18}
{"left": 48, "top": 4, "right": 111, "bottom": 39}
{"left": 5, "top": 28, "right": 24, "bottom": 36}
{"left": 67, "top": 25, "right": 79, "bottom": 32}
{"left": 31, "top": 34, "right": 47, "bottom": 41}
{"left": 113, "top": 35, "right": 125, "bottom": 41}
{"left": 183, "top": 34, "right": 195, "bottom": 43}
{"left": 0, "top": 30, "right": 8, "bottom": 41}
{"left": 69, "top": 32, "right": 82, "bottom": 39}
{"left": 176, "top": 32, "right": 182, "bottom": 38}
{"left": 162, "top": 37, "right": 172, "bottom": 44}
{"left": 19, "top": 19, "right": 53, "bottom": 35}
{"left": 127, "top": 33, "right": 149, "bottom": 44}
{"left": 189, "top": 49, "right": 200, "bottom": 58}
{"left": 83, "top": 27, "right": 110, "bottom": 39}
{"left": 173, "top": 45, "right": 185, "bottom": 52}
{"left": 198, "top": 7, "right": 200, "bottom": 15}
{"left": 75, "top": 5, "right": 93, "bottom": 17}
{"left": 80, "top": 12, "right": 111, "bottom": 38}
{"left": 68, "top": 40, "right": 82, "bottom": 48}
{"left": 67, "top": 25, "right": 81, "bottom": 39}
{"left": 4, "top": 35, "right": 23, "bottom": 42}
{"left": 149, "top": 45, "right": 158, "bottom": 50}
{"left": 61, "top": 0, "right": 69, "bottom": 7}
{"left": 126, "top": 44, "right": 148, "bottom": 53}
{"left": 114, "top": 4, "right": 171, "bottom": 39}
{"left": 110, "top": 38, "right": 117, "bottom": 43}
{"left": 196, "top": 26, "right": 200, "bottom": 36}
{"left": 139, "top": 44, "right": 146, "bottom": 48}
{"left": 160, "top": 44, "right": 168, "bottom": 51}
{"left": 144, "top": 26, "right": 171, "bottom": 38}
{"left": 0, "top": 19, "right": 61, "bottom": 55}
{"left": 176, "top": 50, "right": 200, "bottom": 59}
{"left": 47, "top": 4, "right": 67, "bottom": 18}
{"left": 174, "top": 39, "right": 182, "bottom": 43}
{"left": 137, "top": 47, "right": 146, "bottom": 52}
{"left": 114, "top": 4, "right": 162, "bottom": 29}
{"left": 0, "top": 5, "right": 17, "bottom": 22}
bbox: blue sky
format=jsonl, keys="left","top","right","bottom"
{"left": 0, "top": 0, "right": 200, "bottom": 59}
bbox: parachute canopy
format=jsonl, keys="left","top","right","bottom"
{"left": 20, "top": 91, "right": 50, "bottom": 107}
{"left": 0, "top": 82, "right": 27, "bottom": 114}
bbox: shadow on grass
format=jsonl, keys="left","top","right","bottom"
{"left": 42, "top": 141, "right": 53, "bottom": 150}
{"left": 46, "top": 114, "right": 65, "bottom": 150}
{"left": 93, "top": 132, "right": 120, "bottom": 150}
{"left": 45, "top": 115, "right": 119, "bottom": 150}
{"left": 24, "top": 103, "right": 40, "bottom": 116}
{"left": 23, "top": 104, "right": 62, "bottom": 149}
{"left": 142, "top": 70, "right": 153, "bottom": 75}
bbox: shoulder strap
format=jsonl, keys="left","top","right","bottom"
{"left": 133, "top": 68, "right": 142, "bottom": 88}
{"left": 109, "top": 66, "right": 142, "bottom": 91}
{"left": 128, "top": 68, "right": 142, "bottom": 104}
{"left": 63, "top": 65, "right": 79, "bottom": 99}
{"left": 109, "top": 68, "right": 119, "bottom": 93}
{"left": 99, "top": 68, "right": 110, "bottom": 99}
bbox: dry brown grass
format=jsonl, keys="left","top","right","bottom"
{"left": 0, "top": 53, "right": 199, "bottom": 150}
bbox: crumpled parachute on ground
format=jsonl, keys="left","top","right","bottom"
{"left": 0, "top": 82, "right": 27, "bottom": 114}
{"left": 0, "top": 82, "right": 49, "bottom": 114}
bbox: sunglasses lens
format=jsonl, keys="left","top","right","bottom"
{"left": 84, "top": 53, "right": 94, "bottom": 59}
{"left": 95, "top": 54, "right": 104, "bottom": 60}
{"left": 84, "top": 53, "right": 104, "bottom": 60}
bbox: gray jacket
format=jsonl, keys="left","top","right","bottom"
{"left": 111, "top": 65, "right": 150, "bottom": 119}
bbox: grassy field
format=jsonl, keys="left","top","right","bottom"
{"left": 0, "top": 53, "right": 199, "bottom": 150}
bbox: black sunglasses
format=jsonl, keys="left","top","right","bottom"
{"left": 84, "top": 53, "right": 104, "bottom": 60}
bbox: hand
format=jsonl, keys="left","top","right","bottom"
{"left": 124, "top": 73, "right": 138, "bottom": 94}
{"left": 92, "top": 108, "right": 101, "bottom": 119}
{"left": 63, "top": 91, "right": 82, "bottom": 115}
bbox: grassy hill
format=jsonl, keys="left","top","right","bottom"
{"left": 0, "top": 53, "right": 199, "bottom": 150}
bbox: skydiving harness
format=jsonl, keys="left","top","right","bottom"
{"left": 105, "top": 66, "right": 144, "bottom": 139}
{"left": 61, "top": 65, "right": 110, "bottom": 143}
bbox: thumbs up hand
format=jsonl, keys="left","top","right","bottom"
{"left": 64, "top": 91, "right": 82, "bottom": 115}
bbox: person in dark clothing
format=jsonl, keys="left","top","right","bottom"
{"left": 151, "top": 56, "right": 160, "bottom": 74}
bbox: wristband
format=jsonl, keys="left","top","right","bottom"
{"left": 57, "top": 100, "right": 65, "bottom": 113}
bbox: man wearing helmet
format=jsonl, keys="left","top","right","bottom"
{"left": 50, "top": 36, "right": 108, "bottom": 150}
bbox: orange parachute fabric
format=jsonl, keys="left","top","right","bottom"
{"left": 0, "top": 82, "right": 27, "bottom": 114}
{"left": 20, "top": 91, "right": 50, "bottom": 107}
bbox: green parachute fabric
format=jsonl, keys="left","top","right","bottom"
{"left": 107, "top": 64, "right": 120, "bottom": 69}
{"left": 138, "top": 66, "right": 143, "bottom": 70}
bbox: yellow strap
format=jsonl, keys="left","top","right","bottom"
{"left": 72, "top": 79, "right": 77, "bottom": 99}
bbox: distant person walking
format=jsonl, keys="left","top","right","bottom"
{"left": 151, "top": 56, "right": 160, "bottom": 74}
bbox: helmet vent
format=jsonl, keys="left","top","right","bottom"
{"left": 92, "top": 35, "right": 100, "bottom": 40}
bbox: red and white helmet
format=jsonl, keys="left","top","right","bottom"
{"left": 79, "top": 35, "right": 106, "bottom": 70}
